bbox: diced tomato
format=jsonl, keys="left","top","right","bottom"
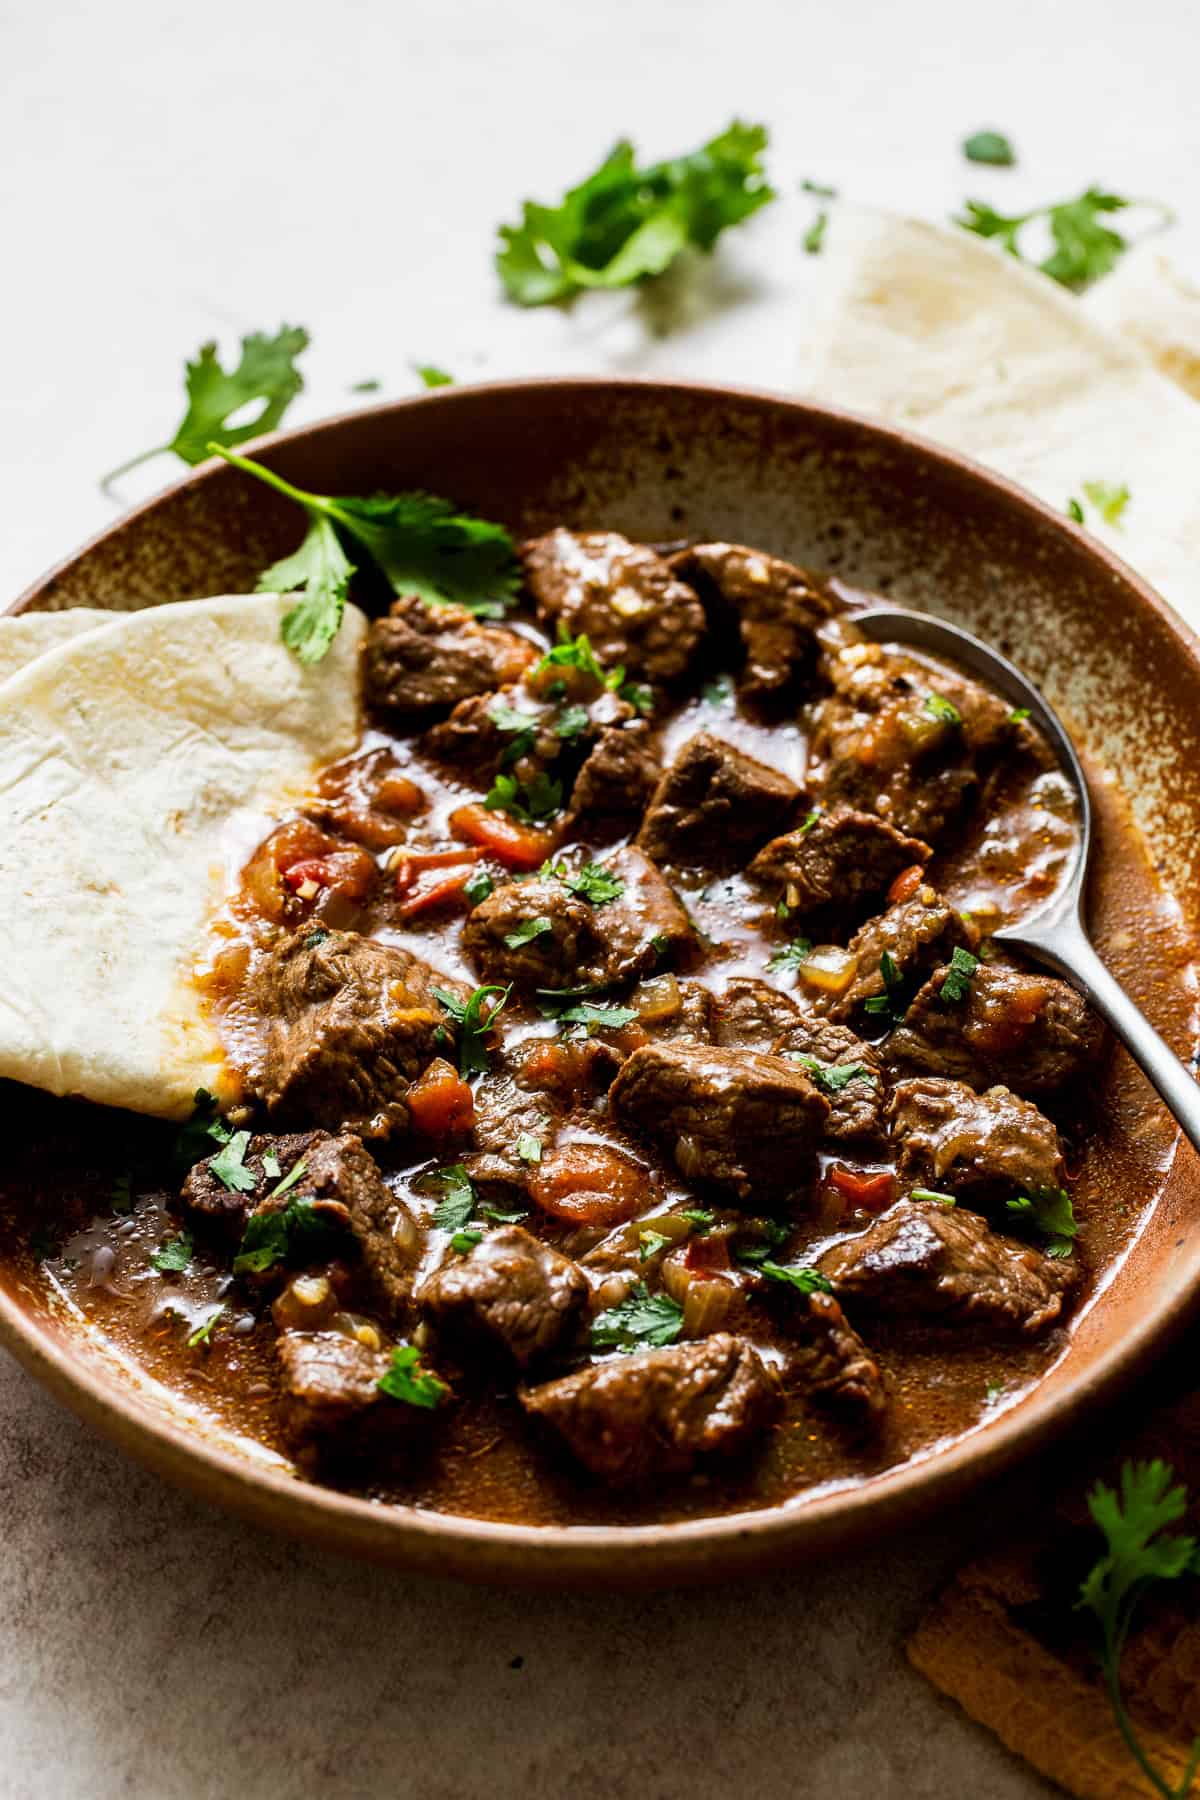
{"left": 407, "top": 1058, "right": 475, "bottom": 1137}
{"left": 448, "top": 803, "right": 557, "bottom": 871}
{"left": 827, "top": 1166, "right": 897, "bottom": 1212}
{"left": 394, "top": 846, "right": 484, "bottom": 918}
{"left": 887, "top": 863, "right": 927, "bottom": 906}
{"left": 528, "top": 1142, "right": 650, "bottom": 1225}
{"left": 283, "top": 849, "right": 375, "bottom": 901}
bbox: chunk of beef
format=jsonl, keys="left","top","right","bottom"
{"left": 887, "top": 1077, "right": 1064, "bottom": 1198}
{"left": 821, "top": 888, "right": 976, "bottom": 1024}
{"left": 187, "top": 1128, "right": 417, "bottom": 1317}
{"left": 275, "top": 1331, "right": 414, "bottom": 1471}
{"left": 713, "top": 975, "right": 801, "bottom": 1051}
{"left": 818, "top": 1199, "right": 1075, "bottom": 1335}
{"left": 364, "top": 594, "right": 536, "bottom": 718}
{"left": 463, "top": 846, "right": 693, "bottom": 992}
{"left": 637, "top": 732, "right": 800, "bottom": 869}
{"left": 636, "top": 976, "right": 716, "bottom": 1045}
{"left": 181, "top": 1129, "right": 315, "bottom": 1243}
{"left": 883, "top": 960, "right": 1106, "bottom": 1097}
{"left": 610, "top": 1042, "right": 829, "bottom": 1200}
{"left": 669, "top": 541, "right": 834, "bottom": 704}
{"left": 521, "top": 1334, "right": 780, "bottom": 1482}
{"left": 783, "top": 1290, "right": 887, "bottom": 1418}
{"left": 246, "top": 929, "right": 466, "bottom": 1139}
{"left": 465, "top": 1065, "right": 560, "bottom": 1187}
{"left": 522, "top": 529, "right": 706, "bottom": 683}
{"left": 748, "top": 810, "right": 931, "bottom": 922}
{"left": 566, "top": 720, "right": 661, "bottom": 832}
{"left": 462, "top": 877, "right": 594, "bottom": 990}
{"left": 420, "top": 1226, "right": 588, "bottom": 1369}
{"left": 809, "top": 633, "right": 1021, "bottom": 842}
{"left": 420, "top": 687, "right": 565, "bottom": 782}
{"left": 774, "top": 1015, "right": 886, "bottom": 1144}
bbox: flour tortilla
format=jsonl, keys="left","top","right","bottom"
{"left": 1084, "top": 245, "right": 1200, "bottom": 403}
{"left": 0, "top": 594, "right": 366, "bottom": 1119}
{"left": 0, "top": 609, "right": 112, "bottom": 685}
{"left": 793, "top": 209, "right": 1200, "bottom": 631}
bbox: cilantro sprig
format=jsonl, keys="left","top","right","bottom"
{"left": 101, "top": 326, "right": 309, "bottom": 489}
{"left": 378, "top": 1343, "right": 450, "bottom": 1410}
{"left": 955, "top": 187, "right": 1174, "bottom": 291}
{"left": 484, "top": 770, "right": 563, "bottom": 823}
{"left": 863, "top": 950, "right": 907, "bottom": 1025}
{"left": 544, "top": 859, "right": 625, "bottom": 906}
{"left": 232, "top": 1194, "right": 344, "bottom": 1277}
{"left": 768, "top": 937, "right": 814, "bottom": 973}
{"left": 938, "top": 945, "right": 979, "bottom": 1005}
{"left": 211, "top": 445, "right": 519, "bottom": 663}
{"left": 497, "top": 122, "right": 774, "bottom": 307}
{"left": 790, "top": 1054, "right": 873, "bottom": 1096}
{"left": 150, "top": 1232, "right": 193, "bottom": 1275}
{"left": 434, "top": 984, "right": 510, "bottom": 1075}
{"left": 1079, "top": 1460, "right": 1200, "bottom": 1798}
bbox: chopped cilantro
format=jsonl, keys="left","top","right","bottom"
{"left": 758, "top": 1260, "right": 833, "bottom": 1295}
{"left": 534, "top": 632, "right": 609, "bottom": 683}
{"left": 1009, "top": 707, "right": 1031, "bottom": 724}
{"left": 1067, "top": 496, "right": 1086, "bottom": 523}
{"left": 496, "top": 121, "right": 774, "bottom": 306}
{"left": 515, "top": 1133, "right": 543, "bottom": 1165}
{"left": 232, "top": 1197, "right": 343, "bottom": 1277}
{"left": 434, "top": 983, "right": 510, "bottom": 1076}
{"left": 864, "top": 949, "right": 907, "bottom": 1023}
{"left": 209, "top": 1129, "right": 258, "bottom": 1194}
{"left": 618, "top": 681, "right": 655, "bottom": 715}
{"left": 482, "top": 1203, "right": 529, "bottom": 1224}
{"left": 963, "top": 130, "right": 1016, "bottom": 167}
{"left": 1006, "top": 1184, "right": 1078, "bottom": 1257}
{"left": 414, "top": 363, "right": 454, "bottom": 388}
{"left": 679, "top": 1208, "right": 715, "bottom": 1230}
{"left": 801, "top": 178, "right": 838, "bottom": 198}
{"left": 424, "top": 1164, "right": 477, "bottom": 1234}
{"left": 702, "top": 674, "right": 734, "bottom": 706}
{"left": 151, "top": 1232, "right": 193, "bottom": 1275}
{"left": 188, "top": 1304, "right": 225, "bottom": 1348}
{"left": 954, "top": 188, "right": 1173, "bottom": 291}
{"left": 768, "top": 937, "right": 814, "bottom": 972}
{"left": 210, "top": 445, "right": 519, "bottom": 663}
{"left": 101, "top": 325, "right": 309, "bottom": 487}
{"left": 261, "top": 1152, "right": 281, "bottom": 1180}
{"left": 266, "top": 1157, "right": 310, "bottom": 1201}
{"left": 548, "top": 860, "right": 625, "bottom": 906}
{"left": 350, "top": 377, "right": 381, "bottom": 393}
{"left": 504, "top": 915, "right": 554, "bottom": 950}
{"left": 924, "top": 692, "right": 963, "bottom": 726}
{"left": 1082, "top": 479, "right": 1131, "bottom": 527}
{"left": 463, "top": 866, "right": 494, "bottom": 906}
{"left": 546, "top": 998, "right": 639, "bottom": 1037}
{"left": 489, "top": 700, "right": 541, "bottom": 766}
{"left": 554, "top": 703, "right": 591, "bottom": 741}
{"left": 803, "top": 210, "right": 828, "bottom": 255}
{"left": 451, "top": 1229, "right": 484, "bottom": 1253}
{"left": 939, "top": 945, "right": 979, "bottom": 1004}
{"left": 172, "top": 1087, "right": 233, "bottom": 1172}
{"left": 638, "top": 1229, "right": 671, "bottom": 1262}
{"left": 590, "top": 1282, "right": 684, "bottom": 1351}
{"left": 484, "top": 769, "right": 563, "bottom": 823}
{"left": 791, "top": 1054, "right": 873, "bottom": 1095}
{"left": 798, "top": 808, "right": 822, "bottom": 836}
{"left": 378, "top": 1343, "right": 450, "bottom": 1409}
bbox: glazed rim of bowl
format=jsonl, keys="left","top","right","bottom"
{"left": 4, "top": 375, "right": 1200, "bottom": 1586}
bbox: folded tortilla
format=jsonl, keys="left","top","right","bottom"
{"left": 0, "top": 609, "right": 112, "bottom": 686}
{"left": 0, "top": 594, "right": 366, "bottom": 1119}
{"left": 792, "top": 208, "right": 1200, "bottom": 630}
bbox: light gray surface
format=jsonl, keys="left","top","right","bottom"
{"left": 4, "top": 0, "right": 1198, "bottom": 1793}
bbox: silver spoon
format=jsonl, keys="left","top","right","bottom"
{"left": 856, "top": 605, "right": 1200, "bottom": 1153}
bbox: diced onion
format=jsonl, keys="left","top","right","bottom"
{"left": 634, "top": 974, "right": 682, "bottom": 1024}
{"left": 797, "top": 944, "right": 859, "bottom": 995}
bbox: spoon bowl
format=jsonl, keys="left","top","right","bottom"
{"left": 858, "top": 605, "right": 1200, "bottom": 1156}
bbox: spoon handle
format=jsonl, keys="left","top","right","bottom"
{"left": 1002, "top": 920, "right": 1200, "bottom": 1158}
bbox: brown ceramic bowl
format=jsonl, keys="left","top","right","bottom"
{"left": 4, "top": 378, "right": 1200, "bottom": 1585}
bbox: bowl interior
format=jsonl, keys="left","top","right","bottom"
{"left": 7, "top": 378, "right": 1200, "bottom": 1583}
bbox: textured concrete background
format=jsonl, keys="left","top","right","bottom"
{"left": 5, "top": 0, "right": 1200, "bottom": 1793}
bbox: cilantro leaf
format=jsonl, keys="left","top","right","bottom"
{"left": 150, "top": 1232, "right": 193, "bottom": 1275}
{"left": 188, "top": 1304, "right": 225, "bottom": 1348}
{"left": 963, "top": 130, "right": 1016, "bottom": 167}
{"left": 534, "top": 632, "right": 609, "bottom": 684}
{"left": 482, "top": 1203, "right": 529, "bottom": 1224}
{"left": 638, "top": 1230, "right": 671, "bottom": 1262}
{"left": 172, "top": 1087, "right": 233, "bottom": 1172}
{"left": 484, "top": 770, "right": 563, "bottom": 823}
{"left": 504, "top": 916, "right": 554, "bottom": 950}
{"left": 546, "top": 998, "right": 639, "bottom": 1037}
{"left": 232, "top": 1196, "right": 345, "bottom": 1277}
{"left": 702, "top": 674, "right": 734, "bottom": 706}
{"left": 924, "top": 692, "right": 963, "bottom": 726}
{"left": 378, "top": 1343, "right": 450, "bottom": 1410}
{"left": 463, "top": 867, "right": 494, "bottom": 906}
{"left": 413, "top": 363, "right": 454, "bottom": 388}
{"left": 938, "top": 945, "right": 979, "bottom": 1004}
{"left": 549, "top": 860, "right": 625, "bottom": 906}
{"left": 101, "top": 326, "right": 309, "bottom": 488}
{"left": 863, "top": 949, "right": 907, "bottom": 1023}
{"left": 496, "top": 122, "right": 774, "bottom": 307}
{"left": 954, "top": 188, "right": 1173, "bottom": 291}
{"left": 515, "top": 1133, "right": 543, "bottom": 1164}
{"left": 803, "top": 210, "right": 829, "bottom": 255}
{"left": 554, "top": 703, "right": 592, "bottom": 741}
{"left": 1079, "top": 1460, "right": 1200, "bottom": 1798}
{"left": 434, "top": 983, "right": 510, "bottom": 1075}
{"left": 1067, "top": 496, "right": 1086, "bottom": 523}
{"left": 758, "top": 1260, "right": 833, "bottom": 1295}
{"left": 1006, "top": 1184, "right": 1078, "bottom": 1257}
{"left": 790, "top": 1054, "right": 873, "bottom": 1095}
{"left": 451, "top": 1229, "right": 484, "bottom": 1253}
{"left": 1083, "top": 480, "right": 1131, "bottom": 527}
{"left": 423, "top": 1164, "right": 477, "bottom": 1233}
{"left": 679, "top": 1208, "right": 715, "bottom": 1229}
{"left": 590, "top": 1281, "right": 684, "bottom": 1351}
{"left": 208, "top": 1129, "right": 259, "bottom": 1194}
{"left": 210, "top": 446, "right": 519, "bottom": 662}
{"left": 910, "top": 1187, "right": 957, "bottom": 1207}
{"left": 768, "top": 937, "right": 814, "bottom": 973}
